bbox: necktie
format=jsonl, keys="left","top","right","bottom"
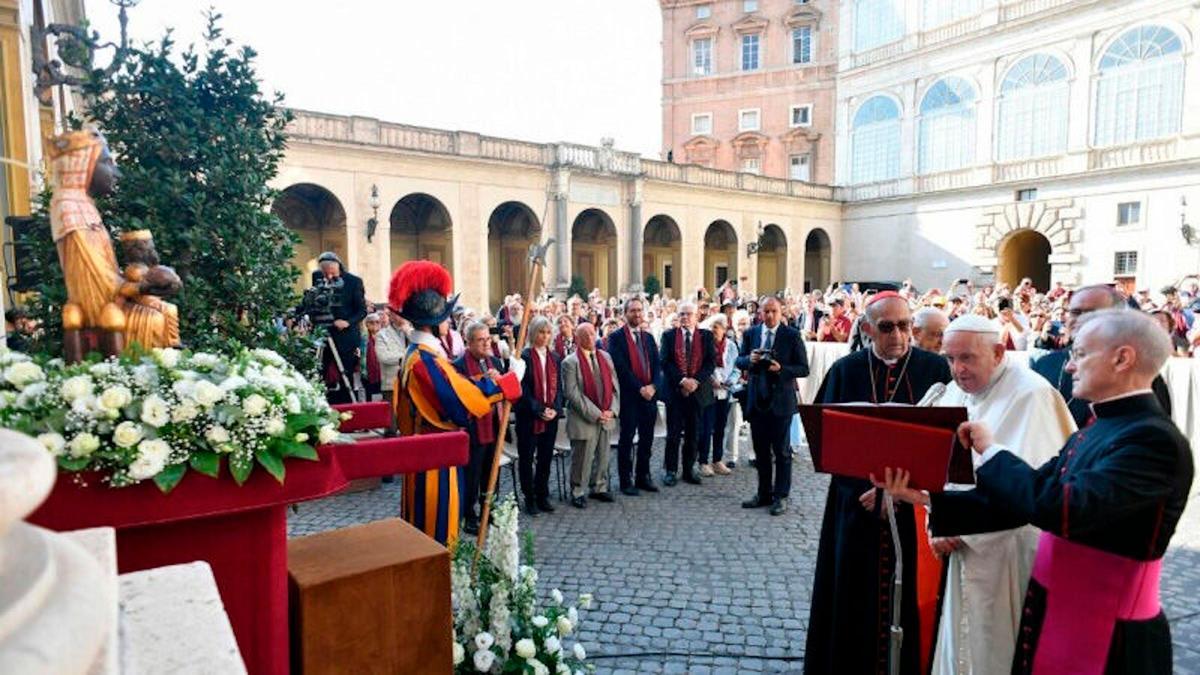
{"left": 684, "top": 330, "right": 692, "bottom": 369}
{"left": 763, "top": 329, "right": 774, "bottom": 351}
{"left": 634, "top": 330, "right": 648, "bottom": 374}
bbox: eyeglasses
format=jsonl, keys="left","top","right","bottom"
{"left": 875, "top": 320, "right": 912, "bottom": 334}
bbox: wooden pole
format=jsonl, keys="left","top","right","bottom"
{"left": 474, "top": 240, "right": 551, "bottom": 574}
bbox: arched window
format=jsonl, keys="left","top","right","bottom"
{"left": 851, "top": 96, "right": 901, "bottom": 184}
{"left": 922, "top": 0, "right": 980, "bottom": 30}
{"left": 1095, "top": 25, "right": 1184, "bottom": 146}
{"left": 854, "top": 0, "right": 904, "bottom": 52}
{"left": 997, "top": 54, "right": 1069, "bottom": 161}
{"left": 918, "top": 76, "right": 976, "bottom": 174}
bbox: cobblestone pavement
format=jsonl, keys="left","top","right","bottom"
{"left": 288, "top": 436, "right": 1200, "bottom": 674}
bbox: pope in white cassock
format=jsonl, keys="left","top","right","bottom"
{"left": 919, "top": 314, "right": 1075, "bottom": 675}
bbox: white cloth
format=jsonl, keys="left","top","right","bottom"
{"left": 921, "top": 362, "right": 1076, "bottom": 675}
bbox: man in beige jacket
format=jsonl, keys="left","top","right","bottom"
{"left": 561, "top": 323, "right": 620, "bottom": 508}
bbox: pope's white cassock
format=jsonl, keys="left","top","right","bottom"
{"left": 919, "top": 319, "right": 1075, "bottom": 675}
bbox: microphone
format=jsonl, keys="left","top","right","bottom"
{"left": 920, "top": 382, "right": 948, "bottom": 407}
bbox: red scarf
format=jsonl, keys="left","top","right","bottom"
{"left": 441, "top": 332, "right": 455, "bottom": 356}
{"left": 530, "top": 348, "right": 558, "bottom": 435}
{"left": 624, "top": 326, "right": 652, "bottom": 386}
{"left": 578, "top": 349, "right": 614, "bottom": 411}
{"left": 491, "top": 340, "right": 502, "bottom": 358}
{"left": 464, "top": 355, "right": 498, "bottom": 444}
{"left": 366, "top": 334, "right": 381, "bottom": 384}
{"left": 554, "top": 333, "right": 574, "bottom": 360}
{"left": 673, "top": 328, "right": 703, "bottom": 377}
{"left": 714, "top": 336, "right": 726, "bottom": 368}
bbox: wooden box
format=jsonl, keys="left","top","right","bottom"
{"left": 288, "top": 518, "right": 452, "bottom": 674}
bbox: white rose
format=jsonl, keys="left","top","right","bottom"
{"left": 578, "top": 593, "right": 593, "bottom": 609}
{"left": 88, "top": 362, "right": 114, "bottom": 378}
{"left": 37, "top": 432, "right": 66, "bottom": 456}
{"left": 265, "top": 418, "right": 286, "bottom": 436}
{"left": 285, "top": 394, "right": 302, "bottom": 414}
{"left": 556, "top": 616, "right": 573, "bottom": 637}
{"left": 112, "top": 421, "right": 144, "bottom": 448}
{"left": 154, "top": 347, "right": 181, "bottom": 368}
{"left": 452, "top": 641, "right": 464, "bottom": 666}
{"left": 473, "top": 632, "right": 495, "bottom": 651}
{"left": 317, "top": 424, "right": 339, "bottom": 444}
{"left": 171, "top": 400, "right": 200, "bottom": 423}
{"left": 68, "top": 432, "right": 100, "bottom": 458}
{"left": 16, "top": 382, "right": 48, "bottom": 408}
{"left": 192, "top": 380, "right": 224, "bottom": 406}
{"left": 205, "top": 425, "right": 231, "bottom": 444}
{"left": 172, "top": 379, "right": 196, "bottom": 399}
{"left": 529, "top": 660, "right": 549, "bottom": 675}
{"left": 191, "top": 352, "right": 220, "bottom": 369}
{"left": 4, "top": 361, "right": 44, "bottom": 389}
{"left": 567, "top": 606, "right": 578, "bottom": 624}
{"left": 70, "top": 394, "right": 96, "bottom": 416}
{"left": 514, "top": 638, "right": 536, "bottom": 659}
{"left": 128, "top": 439, "right": 171, "bottom": 480}
{"left": 556, "top": 663, "right": 571, "bottom": 675}
{"left": 572, "top": 643, "right": 586, "bottom": 661}
{"left": 241, "top": 393, "right": 269, "bottom": 417}
{"left": 544, "top": 635, "right": 562, "bottom": 655}
{"left": 472, "top": 649, "right": 495, "bottom": 672}
{"left": 99, "top": 385, "right": 132, "bottom": 411}
{"left": 140, "top": 395, "right": 171, "bottom": 428}
{"left": 60, "top": 375, "right": 94, "bottom": 401}
{"left": 532, "top": 615, "right": 549, "bottom": 629}
{"left": 550, "top": 588, "right": 564, "bottom": 605}
{"left": 132, "top": 364, "right": 158, "bottom": 388}
{"left": 221, "top": 375, "right": 248, "bottom": 393}
{"left": 294, "top": 432, "right": 309, "bottom": 443}
{"left": 137, "top": 438, "right": 171, "bottom": 463}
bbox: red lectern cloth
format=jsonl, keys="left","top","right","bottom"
{"left": 816, "top": 409, "right": 956, "bottom": 491}
{"left": 332, "top": 401, "right": 393, "bottom": 432}
{"left": 28, "top": 430, "right": 469, "bottom": 675}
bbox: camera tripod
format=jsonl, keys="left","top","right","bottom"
{"left": 317, "top": 334, "right": 365, "bottom": 403}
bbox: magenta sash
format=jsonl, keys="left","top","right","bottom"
{"left": 1030, "top": 532, "right": 1162, "bottom": 675}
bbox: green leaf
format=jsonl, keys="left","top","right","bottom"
{"left": 254, "top": 448, "right": 286, "bottom": 483}
{"left": 57, "top": 455, "right": 91, "bottom": 471}
{"left": 278, "top": 440, "right": 318, "bottom": 461}
{"left": 189, "top": 450, "right": 220, "bottom": 478}
{"left": 153, "top": 463, "right": 187, "bottom": 493}
{"left": 229, "top": 451, "right": 253, "bottom": 485}
{"left": 285, "top": 413, "right": 322, "bottom": 432}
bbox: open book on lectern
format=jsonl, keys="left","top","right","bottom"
{"left": 798, "top": 403, "right": 975, "bottom": 492}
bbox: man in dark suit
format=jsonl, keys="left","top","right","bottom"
{"left": 452, "top": 321, "right": 507, "bottom": 535}
{"left": 607, "top": 297, "right": 662, "bottom": 495}
{"left": 660, "top": 301, "right": 715, "bottom": 486}
{"left": 736, "top": 297, "right": 810, "bottom": 515}
{"left": 314, "top": 251, "right": 367, "bottom": 404}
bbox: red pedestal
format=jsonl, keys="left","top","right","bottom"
{"left": 28, "top": 431, "right": 468, "bottom": 675}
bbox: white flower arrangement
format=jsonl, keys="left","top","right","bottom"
{"left": 0, "top": 348, "right": 343, "bottom": 492}
{"left": 451, "top": 495, "right": 594, "bottom": 674}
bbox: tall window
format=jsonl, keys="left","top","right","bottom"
{"left": 855, "top": 0, "right": 904, "bottom": 52}
{"left": 692, "top": 113, "right": 713, "bottom": 136}
{"left": 741, "top": 34, "right": 761, "bottom": 71}
{"left": 997, "top": 54, "right": 1069, "bottom": 161}
{"left": 790, "top": 104, "right": 813, "bottom": 127}
{"left": 696, "top": 4, "right": 711, "bottom": 19}
{"left": 922, "top": 0, "right": 980, "bottom": 29}
{"left": 1114, "top": 251, "right": 1138, "bottom": 276}
{"left": 1117, "top": 201, "right": 1142, "bottom": 226}
{"left": 1095, "top": 25, "right": 1184, "bottom": 146}
{"left": 739, "top": 108, "right": 761, "bottom": 131}
{"left": 919, "top": 76, "right": 977, "bottom": 174}
{"left": 692, "top": 38, "right": 713, "bottom": 76}
{"left": 741, "top": 157, "right": 761, "bottom": 174}
{"left": 790, "top": 154, "right": 811, "bottom": 181}
{"left": 792, "top": 26, "right": 813, "bottom": 64}
{"left": 851, "top": 95, "right": 901, "bottom": 184}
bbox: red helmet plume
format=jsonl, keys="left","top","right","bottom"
{"left": 389, "top": 261, "right": 453, "bottom": 311}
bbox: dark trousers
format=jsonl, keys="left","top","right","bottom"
{"left": 460, "top": 438, "right": 496, "bottom": 519}
{"left": 699, "top": 399, "right": 731, "bottom": 464}
{"left": 516, "top": 416, "right": 557, "bottom": 500}
{"left": 664, "top": 396, "right": 702, "bottom": 477}
{"left": 365, "top": 381, "right": 382, "bottom": 401}
{"left": 617, "top": 399, "right": 656, "bottom": 488}
{"left": 749, "top": 410, "right": 792, "bottom": 500}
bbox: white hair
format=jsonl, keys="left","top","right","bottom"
{"left": 677, "top": 301, "right": 697, "bottom": 314}
{"left": 701, "top": 314, "right": 727, "bottom": 330}
{"left": 912, "top": 307, "right": 947, "bottom": 330}
{"left": 463, "top": 320, "right": 489, "bottom": 342}
{"left": 1076, "top": 309, "right": 1171, "bottom": 377}
{"left": 526, "top": 315, "right": 553, "bottom": 345}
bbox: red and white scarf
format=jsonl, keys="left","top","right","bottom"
{"left": 530, "top": 348, "right": 558, "bottom": 434}
{"left": 713, "top": 336, "right": 726, "bottom": 368}
{"left": 464, "top": 355, "right": 499, "bottom": 444}
{"left": 624, "top": 326, "right": 652, "bottom": 386}
{"left": 673, "top": 328, "right": 703, "bottom": 378}
{"left": 578, "top": 349, "right": 614, "bottom": 412}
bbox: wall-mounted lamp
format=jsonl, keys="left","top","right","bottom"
{"left": 746, "top": 220, "right": 766, "bottom": 256}
{"left": 365, "top": 184, "right": 381, "bottom": 243}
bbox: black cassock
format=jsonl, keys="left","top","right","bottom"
{"left": 929, "top": 392, "right": 1193, "bottom": 675}
{"left": 804, "top": 347, "right": 951, "bottom": 675}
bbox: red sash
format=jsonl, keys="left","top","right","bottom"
{"left": 578, "top": 349, "right": 613, "bottom": 411}
{"left": 624, "top": 326, "right": 652, "bottom": 386}
{"left": 366, "top": 334, "right": 381, "bottom": 384}
{"left": 530, "top": 349, "right": 557, "bottom": 435}
{"left": 714, "top": 336, "right": 726, "bottom": 368}
{"left": 554, "top": 334, "right": 574, "bottom": 360}
{"left": 464, "top": 356, "right": 498, "bottom": 444}
{"left": 673, "top": 329, "right": 703, "bottom": 378}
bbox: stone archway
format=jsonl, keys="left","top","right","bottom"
{"left": 756, "top": 224, "right": 787, "bottom": 296}
{"left": 974, "top": 199, "right": 1083, "bottom": 288}
{"left": 272, "top": 183, "right": 347, "bottom": 291}
{"left": 703, "top": 220, "right": 739, "bottom": 294}
{"left": 998, "top": 230, "right": 1051, "bottom": 291}
{"left": 391, "top": 193, "right": 453, "bottom": 271}
{"left": 487, "top": 201, "right": 541, "bottom": 309}
{"left": 571, "top": 209, "right": 618, "bottom": 297}
{"left": 643, "top": 215, "right": 682, "bottom": 297}
{"left": 804, "top": 228, "right": 832, "bottom": 292}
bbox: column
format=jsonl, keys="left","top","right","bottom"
{"left": 627, "top": 179, "right": 644, "bottom": 293}
{"left": 550, "top": 167, "right": 571, "bottom": 297}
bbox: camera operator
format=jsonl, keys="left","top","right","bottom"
{"left": 311, "top": 252, "right": 367, "bottom": 403}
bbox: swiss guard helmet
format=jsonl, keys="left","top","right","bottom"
{"left": 388, "top": 261, "right": 459, "bottom": 328}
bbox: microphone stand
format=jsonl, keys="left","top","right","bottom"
{"left": 884, "top": 491, "right": 904, "bottom": 675}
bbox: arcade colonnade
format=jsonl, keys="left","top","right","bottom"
{"left": 272, "top": 111, "right": 842, "bottom": 311}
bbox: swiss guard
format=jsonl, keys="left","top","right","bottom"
{"left": 388, "top": 260, "right": 523, "bottom": 544}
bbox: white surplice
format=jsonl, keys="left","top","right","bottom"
{"left": 920, "top": 361, "right": 1076, "bottom": 675}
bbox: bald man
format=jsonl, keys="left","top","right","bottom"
{"left": 880, "top": 309, "right": 1193, "bottom": 675}
{"left": 561, "top": 322, "right": 620, "bottom": 508}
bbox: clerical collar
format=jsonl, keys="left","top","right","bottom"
{"left": 871, "top": 346, "right": 904, "bottom": 366}
{"left": 1091, "top": 389, "right": 1158, "bottom": 418}
{"left": 967, "top": 360, "right": 1010, "bottom": 402}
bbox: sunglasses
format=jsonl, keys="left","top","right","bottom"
{"left": 874, "top": 320, "right": 912, "bottom": 334}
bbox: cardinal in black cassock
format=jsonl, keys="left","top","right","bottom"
{"left": 804, "top": 292, "right": 951, "bottom": 675}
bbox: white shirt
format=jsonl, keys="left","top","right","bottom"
{"left": 759, "top": 325, "right": 777, "bottom": 350}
